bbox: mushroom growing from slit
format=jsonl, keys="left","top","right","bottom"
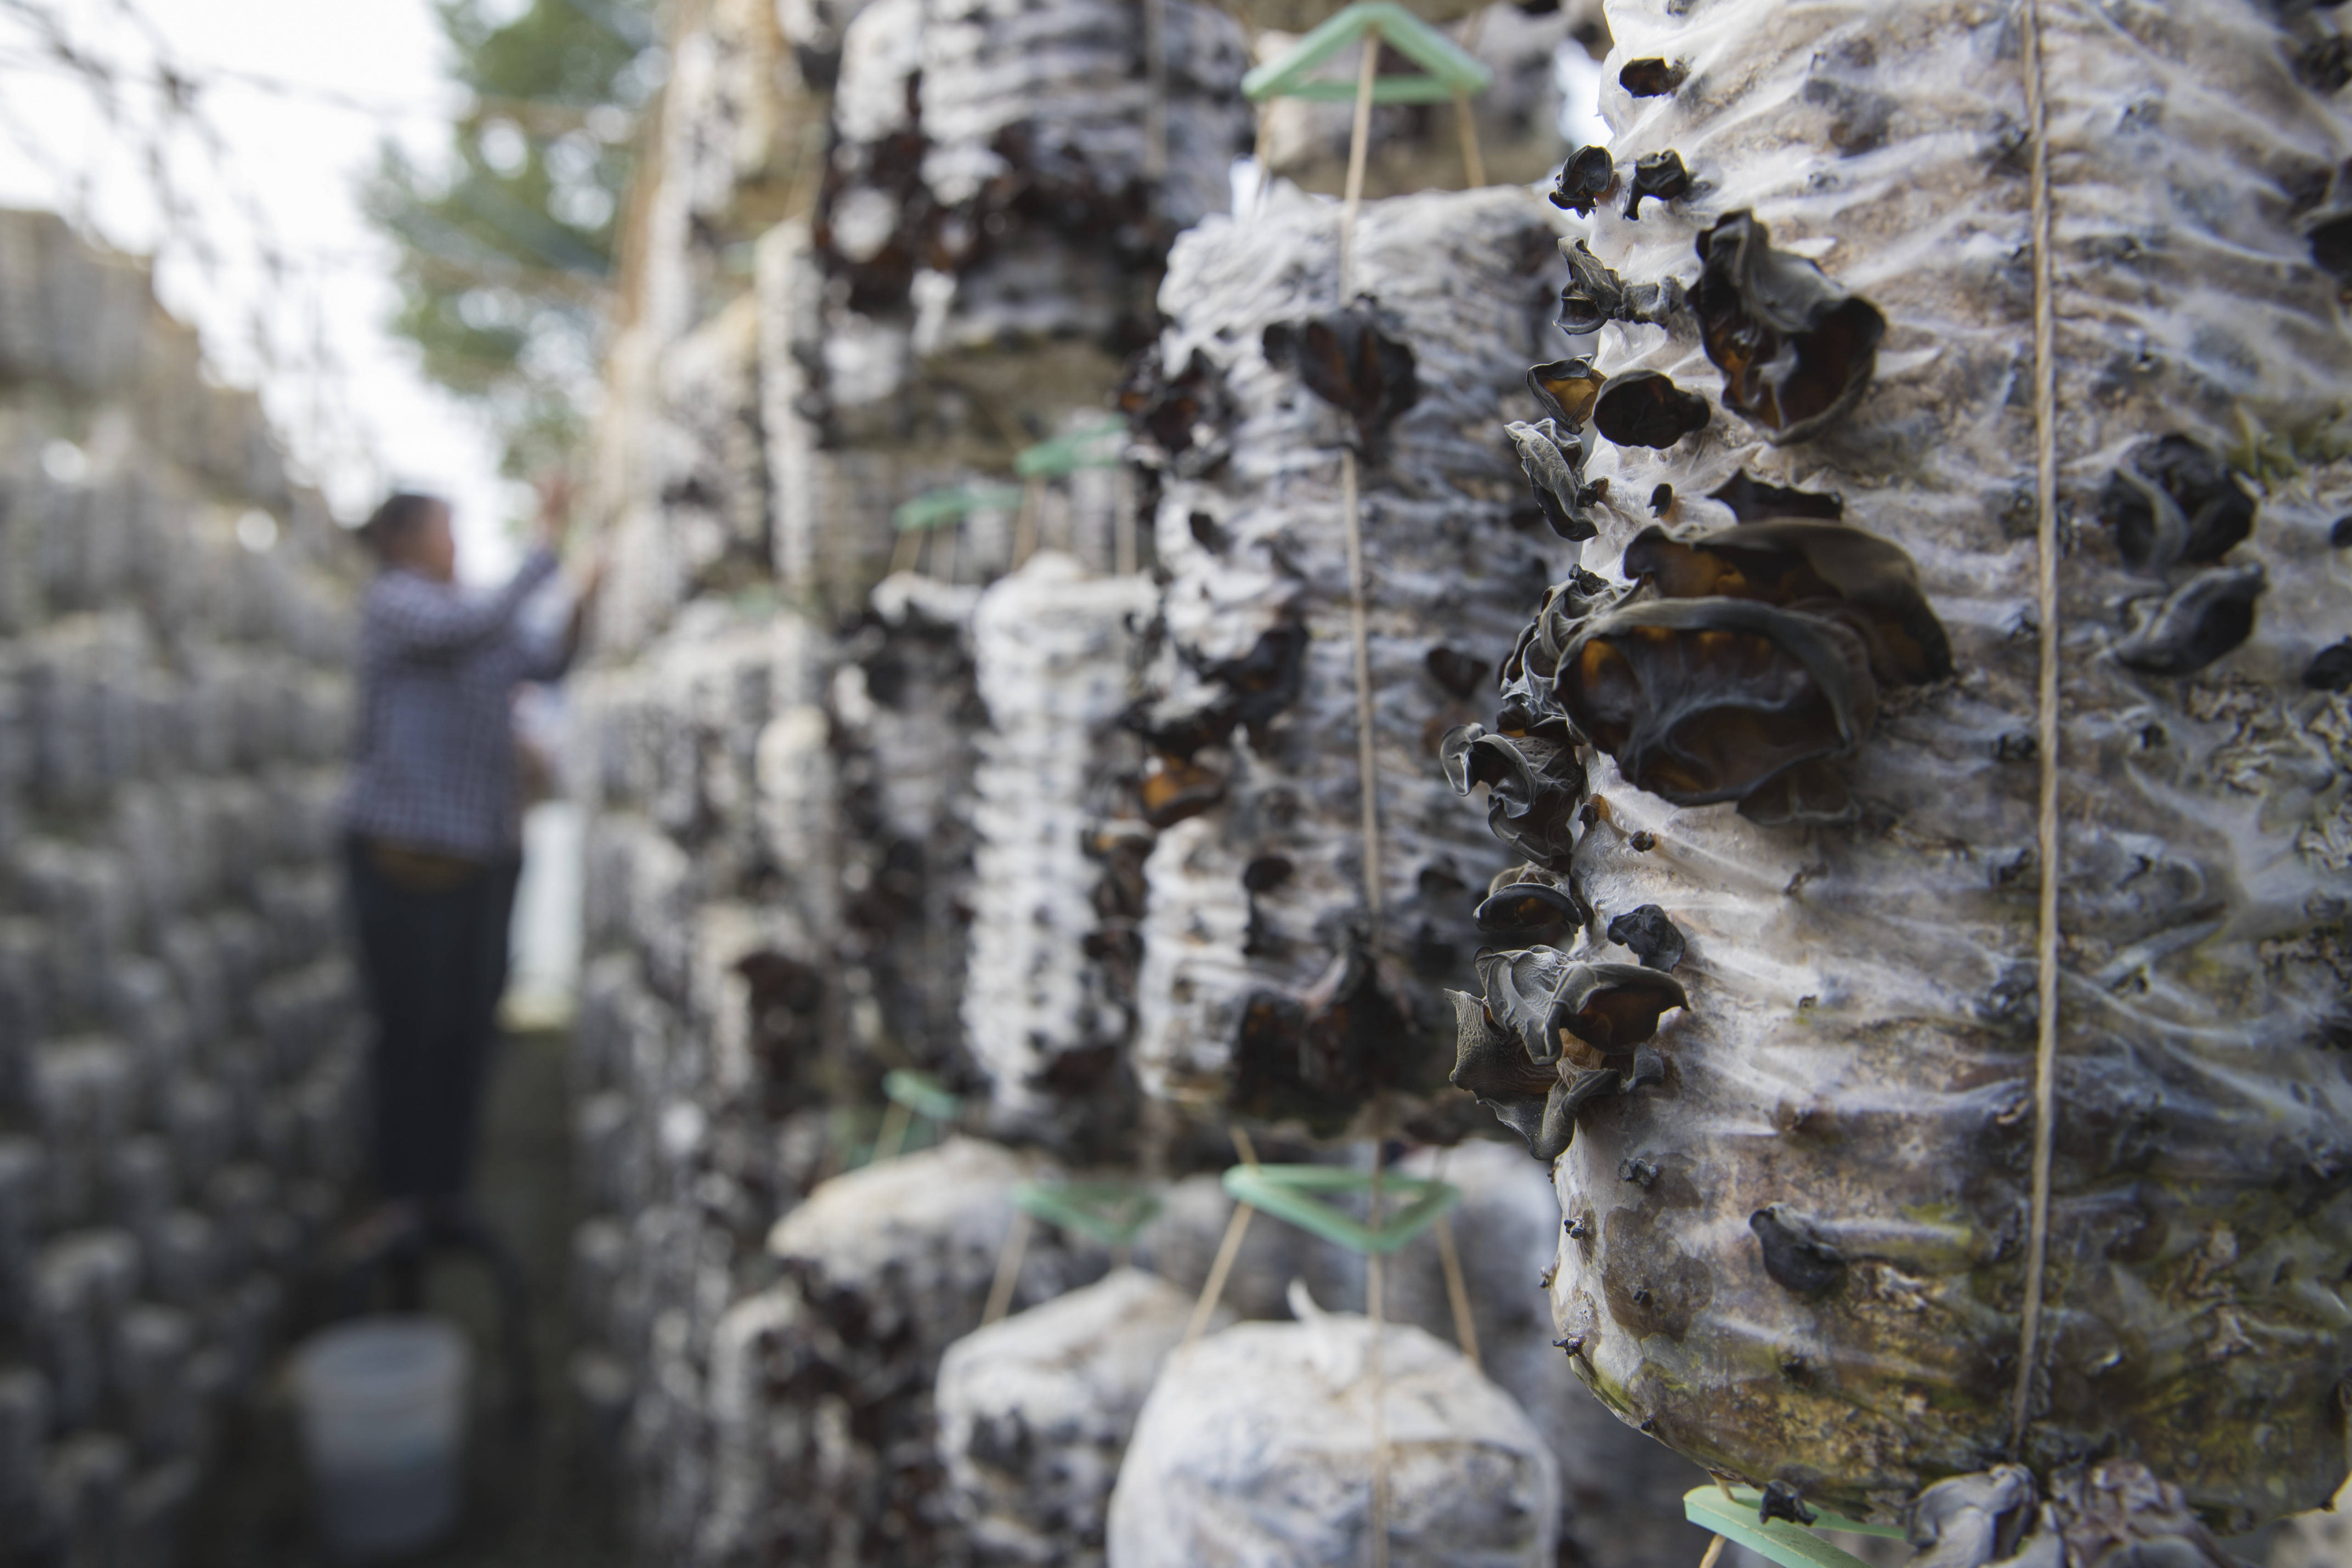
{"left": 2113, "top": 566, "right": 2266, "bottom": 677}
{"left": 1692, "top": 210, "right": 1885, "bottom": 442}
{"left": 1507, "top": 418, "right": 1604, "bottom": 541}
{"left": 1549, "top": 145, "right": 1615, "bottom": 217}
{"left": 1592, "top": 370, "right": 1710, "bottom": 448}
{"left": 1262, "top": 300, "right": 1419, "bottom": 460}
{"left": 1447, "top": 948, "right": 1683, "bottom": 1161}
{"left": 2097, "top": 434, "right": 2257, "bottom": 572}
{"left": 1623, "top": 151, "right": 1691, "bottom": 219}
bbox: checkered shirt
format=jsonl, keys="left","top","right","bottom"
{"left": 340, "top": 548, "right": 567, "bottom": 862}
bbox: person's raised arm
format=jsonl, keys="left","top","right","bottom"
{"left": 369, "top": 546, "right": 560, "bottom": 657}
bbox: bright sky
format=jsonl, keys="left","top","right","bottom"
{"left": 0, "top": 0, "right": 526, "bottom": 580}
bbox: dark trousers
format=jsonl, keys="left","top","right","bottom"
{"left": 344, "top": 835, "right": 521, "bottom": 1203}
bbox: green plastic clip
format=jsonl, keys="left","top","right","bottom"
{"left": 1220, "top": 1163, "right": 1459, "bottom": 1254}
{"left": 1014, "top": 420, "right": 1126, "bottom": 479}
{"left": 1013, "top": 1180, "right": 1163, "bottom": 1246}
{"left": 1240, "top": 0, "right": 1492, "bottom": 106}
{"left": 882, "top": 1068, "right": 964, "bottom": 1122}
{"left": 892, "top": 484, "right": 1026, "bottom": 532}
{"left": 1683, "top": 1487, "right": 1908, "bottom": 1568}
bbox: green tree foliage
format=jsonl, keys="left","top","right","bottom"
{"left": 363, "top": 0, "right": 662, "bottom": 477}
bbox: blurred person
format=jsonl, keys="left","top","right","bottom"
{"left": 340, "top": 484, "right": 600, "bottom": 1253}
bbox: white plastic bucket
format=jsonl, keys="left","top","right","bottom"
{"left": 292, "top": 1317, "right": 471, "bottom": 1561}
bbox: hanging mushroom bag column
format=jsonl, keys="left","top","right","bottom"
{"left": 1442, "top": 0, "right": 2352, "bottom": 1550}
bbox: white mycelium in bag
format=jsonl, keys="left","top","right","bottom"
{"left": 1105, "top": 1285, "right": 1561, "bottom": 1568}
{"left": 1443, "top": 0, "right": 2352, "bottom": 1542}
{"left": 964, "top": 554, "right": 1158, "bottom": 1138}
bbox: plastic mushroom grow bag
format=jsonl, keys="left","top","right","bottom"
{"left": 1125, "top": 186, "right": 1577, "bottom": 1141}
{"left": 1440, "top": 0, "right": 2352, "bottom": 1546}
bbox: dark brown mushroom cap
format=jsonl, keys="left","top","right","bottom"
{"left": 1527, "top": 357, "right": 1607, "bottom": 428}
{"left": 1619, "top": 57, "right": 1687, "bottom": 97}
{"left": 1707, "top": 469, "right": 1844, "bottom": 523}
{"left": 1554, "top": 597, "right": 1878, "bottom": 808}
{"left": 1448, "top": 988, "right": 1577, "bottom": 1161}
{"left": 1450, "top": 984, "right": 1667, "bottom": 1162}
{"left": 1138, "top": 757, "right": 1227, "bottom": 827}
{"left": 1693, "top": 210, "right": 1886, "bottom": 443}
{"left": 2113, "top": 565, "right": 2266, "bottom": 677}
{"left": 1622, "top": 520, "right": 1953, "bottom": 684}
{"left": 1750, "top": 1205, "right": 1846, "bottom": 1296}
{"left": 1606, "top": 903, "right": 1685, "bottom": 971}
{"left": 1506, "top": 418, "right": 1602, "bottom": 542}
{"left": 2097, "top": 434, "right": 2257, "bottom": 572}
{"left": 1498, "top": 572, "right": 1627, "bottom": 717}
{"left": 1548, "top": 144, "right": 1616, "bottom": 216}
{"left": 1476, "top": 882, "right": 1584, "bottom": 944}
{"left": 1441, "top": 724, "right": 1588, "bottom": 869}
{"left": 1262, "top": 301, "right": 1419, "bottom": 456}
{"left": 1556, "top": 243, "right": 1628, "bottom": 334}
{"left": 1117, "top": 345, "right": 1231, "bottom": 467}
{"left": 2306, "top": 639, "right": 2352, "bottom": 692}
{"left": 1473, "top": 947, "right": 1690, "bottom": 1066}
{"left": 1593, "top": 370, "right": 1711, "bottom": 449}
{"left": 1623, "top": 150, "right": 1692, "bottom": 220}
{"left": 1424, "top": 645, "right": 1489, "bottom": 698}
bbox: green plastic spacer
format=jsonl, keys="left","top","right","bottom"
{"left": 1013, "top": 1180, "right": 1163, "bottom": 1246}
{"left": 1240, "top": 0, "right": 1493, "bottom": 105}
{"left": 1220, "top": 1163, "right": 1459, "bottom": 1254}
{"left": 1683, "top": 1487, "right": 1908, "bottom": 1568}
{"left": 1014, "top": 420, "right": 1127, "bottom": 478}
{"left": 882, "top": 1068, "right": 964, "bottom": 1122}
{"left": 892, "top": 484, "right": 1027, "bottom": 531}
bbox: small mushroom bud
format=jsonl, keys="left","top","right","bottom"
{"left": 1593, "top": 370, "right": 1711, "bottom": 448}
{"left": 1618, "top": 57, "right": 1687, "bottom": 97}
{"left": 1606, "top": 905, "right": 1685, "bottom": 971}
{"left": 1623, "top": 150, "right": 1692, "bottom": 219}
{"left": 1759, "top": 1481, "right": 1820, "bottom": 1527}
{"left": 1751, "top": 1205, "right": 1846, "bottom": 1296}
{"left": 1548, "top": 145, "right": 1615, "bottom": 216}
{"left": 2305, "top": 639, "right": 2352, "bottom": 692}
{"left": 1693, "top": 210, "right": 1885, "bottom": 443}
{"left": 2113, "top": 565, "right": 2265, "bottom": 677}
{"left": 2098, "top": 435, "right": 2256, "bottom": 571}
{"left": 1650, "top": 483, "right": 1674, "bottom": 516}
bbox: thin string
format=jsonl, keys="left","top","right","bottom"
{"left": 1181, "top": 1126, "right": 1262, "bottom": 1350}
{"left": 981, "top": 1208, "right": 1031, "bottom": 1326}
{"left": 1366, "top": 1133, "right": 1390, "bottom": 1568}
{"left": 1429, "top": 1149, "right": 1480, "bottom": 1371}
{"left": 2009, "top": 0, "right": 2064, "bottom": 1461}
{"left": 1450, "top": 8, "right": 1486, "bottom": 188}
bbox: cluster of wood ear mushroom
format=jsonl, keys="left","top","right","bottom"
{"left": 1451, "top": 141, "right": 1954, "bottom": 1161}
